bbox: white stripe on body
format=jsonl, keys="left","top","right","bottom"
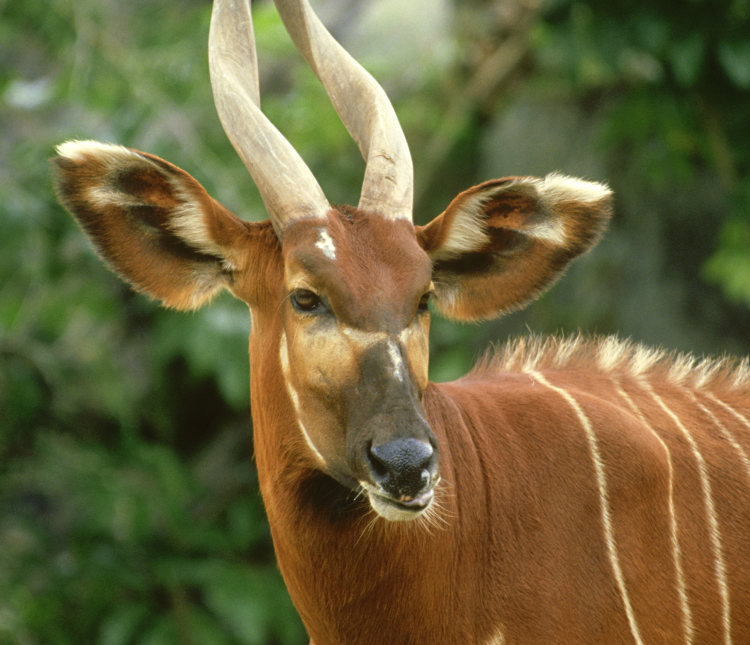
{"left": 707, "top": 393, "right": 750, "bottom": 433}
{"left": 613, "top": 380, "right": 693, "bottom": 644}
{"left": 643, "top": 381, "right": 732, "bottom": 645}
{"left": 527, "top": 370, "right": 644, "bottom": 645}
{"left": 693, "top": 394, "right": 750, "bottom": 483}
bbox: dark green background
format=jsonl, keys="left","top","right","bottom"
{"left": 2, "top": 0, "right": 749, "bottom": 642}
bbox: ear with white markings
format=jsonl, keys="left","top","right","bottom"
{"left": 52, "top": 140, "right": 271, "bottom": 310}
{"left": 416, "top": 174, "right": 612, "bottom": 321}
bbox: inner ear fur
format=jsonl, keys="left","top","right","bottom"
{"left": 416, "top": 174, "right": 612, "bottom": 321}
{"left": 52, "top": 140, "right": 270, "bottom": 310}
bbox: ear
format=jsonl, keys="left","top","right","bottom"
{"left": 416, "top": 174, "right": 612, "bottom": 321}
{"left": 52, "top": 140, "right": 275, "bottom": 310}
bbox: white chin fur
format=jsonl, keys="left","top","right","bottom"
{"left": 367, "top": 490, "right": 432, "bottom": 522}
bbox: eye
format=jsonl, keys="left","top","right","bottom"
{"left": 290, "top": 289, "right": 323, "bottom": 313}
{"left": 418, "top": 291, "right": 433, "bottom": 313}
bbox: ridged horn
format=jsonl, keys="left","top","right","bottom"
{"left": 208, "top": 0, "right": 330, "bottom": 233}
{"left": 273, "top": 0, "right": 414, "bottom": 221}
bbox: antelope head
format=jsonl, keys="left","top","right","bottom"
{"left": 52, "top": 0, "right": 612, "bottom": 522}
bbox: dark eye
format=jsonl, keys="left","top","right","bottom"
{"left": 418, "top": 291, "right": 432, "bottom": 313}
{"left": 291, "top": 289, "right": 323, "bottom": 313}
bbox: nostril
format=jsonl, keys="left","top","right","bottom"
{"left": 366, "top": 442, "right": 390, "bottom": 480}
{"left": 367, "top": 439, "right": 435, "bottom": 494}
{"left": 416, "top": 444, "right": 434, "bottom": 472}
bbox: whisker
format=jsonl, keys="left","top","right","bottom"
{"left": 355, "top": 508, "right": 381, "bottom": 547}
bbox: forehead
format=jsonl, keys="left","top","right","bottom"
{"left": 281, "top": 209, "right": 432, "bottom": 330}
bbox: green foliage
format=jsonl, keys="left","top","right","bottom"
{"left": 703, "top": 184, "right": 750, "bottom": 305}
{"left": 531, "top": 0, "right": 750, "bottom": 320}
{"left": 1, "top": 0, "right": 304, "bottom": 641}
{"left": 1, "top": 432, "right": 304, "bottom": 645}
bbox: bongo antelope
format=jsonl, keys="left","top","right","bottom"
{"left": 52, "top": 0, "right": 750, "bottom": 642}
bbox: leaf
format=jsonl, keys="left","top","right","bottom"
{"left": 199, "top": 562, "right": 304, "bottom": 645}
{"left": 703, "top": 218, "right": 750, "bottom": 307}
{"left": 154, "top": 559, "right": 305, "bottom": 645}
{"left": 99, "top": 604, "right": 148, "bottom": 645}
{"left": 668, "top": 34, "right": 705, "bottom": 87}
{"left": 718, "top": 40, "right": 750, "bottom": 88}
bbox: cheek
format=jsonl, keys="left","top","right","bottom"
{"left": 287, "top": 323, "right": 359, "bottom": 394}
{"left": 401, "top": 320, "right": 430, "bottom": 391}
{"left": 280, "top": 323, "right": 360, "bottom": 466}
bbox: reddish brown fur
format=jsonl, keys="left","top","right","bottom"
{"left": 254, "top": 331, "right": 750, "bottom": 643}
{"left": 283, "top": 208, "right": 432, "bottom": 331}
{"left": 53, "top": 146, "right": 749, "bottom": 644}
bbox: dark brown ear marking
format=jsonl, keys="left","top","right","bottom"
{"left": 417, "top": 174, "right": 612, "bottom": 321}
{"left": 52, "top": 140, "right": 256, "bottom": 310}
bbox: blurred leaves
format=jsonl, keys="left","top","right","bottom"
{"left": 1, "top": 0, "right": 749, "bottom": 642}
{"left": 531, "top": 0, "right": 750, "bottom": 317}
{"left": 718, "top": 40, "right": 750, "bottom": 89}
{"left": 704, "top": 184, "right": 750, "bottom": 305}
{"left": 1, "top": 0, "right": 303, "bottom": 640}
{"left": 0, "top": 431, "right": 303, "bottom": 645}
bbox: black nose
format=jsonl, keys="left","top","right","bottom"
{"left": 367, "top": 438, "right": 436, "bottom": 499}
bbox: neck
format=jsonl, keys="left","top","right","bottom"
{"left": 249, "top": 323, "right": 474, "bottom": 643}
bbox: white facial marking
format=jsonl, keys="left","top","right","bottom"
{"left": 387, "top": 340, "right": 405, "bottom": 382}
{"left": 359, "top": 481, "right": 430, "bottom": 522}
{"left": 279, "top": 333, "right": 326, "bottom": 466}
{"left": 341, "top": 327, "right": 407, "bottom": 383}
{"left": 315, "top": 227, "right": 337, "bottom": 261}
{"left": 341, "top": 326, "right": 386, "bottom": 345}
{"left": 398, "top": 326, "right": 422, "bottom": 348}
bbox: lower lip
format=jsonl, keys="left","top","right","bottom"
{"left": 376, "top": 489, "right": 434, "bottom": 512}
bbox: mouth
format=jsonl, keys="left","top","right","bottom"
{"left": 363, "top": 484, "right": 435, "bottom": 522}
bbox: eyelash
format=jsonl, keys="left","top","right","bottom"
{"left": 290, "top": 289, "right": 323, "bottom": 313}
{"left": 290, "top": 289, "right": 432, "bottom": 316}
{"left": 418, "top": 291, "right": 432, "bottom": 313}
